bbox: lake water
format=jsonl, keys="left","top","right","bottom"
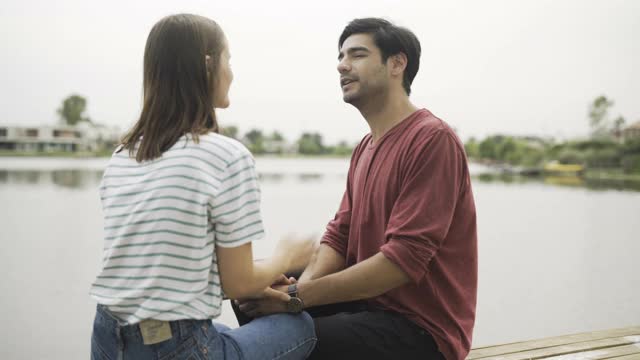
{"left": 1, "top": 157, "right": 639, "bottom": 359}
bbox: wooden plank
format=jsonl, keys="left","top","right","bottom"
{"left": 469, "top": 327, "right": 640, "bottom": 355}
{"left": 544, "top": 343, "right": 640, "bottom": 360}
{"left": 468, "top": 327, "right": 640, "bottom": 359}
{"left": 468, "top": 336, "right": 640, "bottom": 360}
{"left": 607, "top": 354, "right": 640, "bottom": 359}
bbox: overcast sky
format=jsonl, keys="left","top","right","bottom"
{"left": 1, "top": 0, "right": 638, "bottom": 143}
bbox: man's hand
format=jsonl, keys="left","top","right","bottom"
{"left": 237, "top": 296, "right": 288, "bottom": 317}
{"left": 236, "top": 283, "right": 291, "bottom": 317}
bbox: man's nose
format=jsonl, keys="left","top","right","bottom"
{"left": 337, "top": 60, "right": 351, "bottom": 74}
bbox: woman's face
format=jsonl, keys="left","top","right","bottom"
{"left": 213, "top": 36, "right": 233, "bottom": 109}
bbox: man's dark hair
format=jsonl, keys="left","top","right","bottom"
{"left": 339, "top": 18, "right": 421, "bottom": 95}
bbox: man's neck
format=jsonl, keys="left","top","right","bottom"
{"left": 358, "top": 93, "right": 419, "bottom": 144}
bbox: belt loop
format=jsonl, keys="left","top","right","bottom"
{"left": 179, "top": 319, "right": 189, "bottom": 340}
{"left": 115, "top": 325, "right": 124, "bottom": 360}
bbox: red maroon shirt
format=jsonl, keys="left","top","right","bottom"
{"left": 321, "top": 109, "right": 478, "bottom": 360}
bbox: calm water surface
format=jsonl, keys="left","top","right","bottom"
{"left": 1, "top": 157, "right": 639, "bottom": 359}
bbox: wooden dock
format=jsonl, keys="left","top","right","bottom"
{"left": 468, "top": 326, "right": 640, "bottom": 359}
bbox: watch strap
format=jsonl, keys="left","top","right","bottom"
{"left": 287, "top": 283, "right": 298, "bottom": 297}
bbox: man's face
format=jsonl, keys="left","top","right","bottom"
{"left": 337, "top": 34, "right": 389, "bottom": 105}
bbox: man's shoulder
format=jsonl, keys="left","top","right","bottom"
{"left": 412, "top": 109, "right": 452, "bottom": 136}
{"left": 409, "top": 109, "right": 462, "bottom": 149}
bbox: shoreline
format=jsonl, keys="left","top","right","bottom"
{"left": 0, "top": 151, "right": 351, "bottom": 159}
{"left": 2, "top": 153, "right": 639, "bottom": 189}
{"left": 471, "top": 159, "right": 640, "bottom": 183}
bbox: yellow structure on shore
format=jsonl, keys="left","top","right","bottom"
{"left": 543, "top": 161, "right": 585, "bottom": 176}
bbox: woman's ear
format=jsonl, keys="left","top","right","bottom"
{"left": 205, "top": 55, "right": 212, "bottom": 76}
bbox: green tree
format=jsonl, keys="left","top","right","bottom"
{"left": 588, "top": 95, "right": 614, "bottom": 139}
{"left": 612, "top": 116, "right": 626, "bottom": 137}
{"left": 621, "top": 155, "right": 640, "bottom": 174}
{"left": 556, "top": 148, "right": 585, "bottom": 165}
{"left": 332, "top": 140, "right": 353, "bottom": 156}
{"left": 620, "top": 138, "right": 640, "bottom": 173}
{"left": 584, "top": 148, "right": 620, "bottom": 168}
{"left": 263, "top": 131, "right": 287, "bottom": 154}
{"left": 297, "top": 132, "right": 325, "bottom": 155}
{"left": 220, "top": 125, "right": 239, "bottom": 139}
{"left": 622, "top": 138, "right": 640, "bottom": 155}
{"left": 496, "top": 137, "right": 517, "bottom": 162}
{"left": 478, "top": 136, "right": 499, "bottom": 160}
{"left": 520, "top": 148, "right": 545, "bottom": 167}
{"left": 243, "top": 129, "right": 265, "bottom": 154}
{"left": 464, "top": 137, "right": 479, "bottom": 158}
{"left": 269, "top": 131, "right": 285, "bottom": 142}
{"left": 57, "top": 94, "right": 91, "bottom": 126}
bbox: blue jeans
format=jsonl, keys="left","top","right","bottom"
{"left": 91, "top": 305, "right": 316, "bottom": 360}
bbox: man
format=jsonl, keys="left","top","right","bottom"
{"left": 236, "top": 18, "right": 477, "bottom": 360}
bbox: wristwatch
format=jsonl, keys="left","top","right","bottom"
{"left": 286, "top": 284, "right": 304, "bottom": 313}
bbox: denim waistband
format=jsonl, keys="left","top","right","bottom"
{"left": 95, "top": 304, "right": 214, "bottom": 343}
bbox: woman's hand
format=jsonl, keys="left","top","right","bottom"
{"left": 236, "top": 283, "right": 291, "bottom": 317}
{"left": 235, "top": 274, "right": 297, "bottom": 316}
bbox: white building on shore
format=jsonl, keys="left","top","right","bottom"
{"left": 0, "top": 123, "right": 121, "bottom": 153}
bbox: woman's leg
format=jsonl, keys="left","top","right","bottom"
{"left": 214, "top": 312, "right": 316, "bottom": 360}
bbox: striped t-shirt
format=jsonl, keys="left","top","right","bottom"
{"left": 90, "top": 133, "right": 264, "bottom": 324}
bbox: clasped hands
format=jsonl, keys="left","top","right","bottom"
{"left": 235, "top": 274, "right": 299, "bottom": 317}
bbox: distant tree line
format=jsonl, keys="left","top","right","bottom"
{"left": 56, "top": 95, "right": 355, "bottom": 157}
{"left": 220, "top": 126, "right": 355, "bottom": 156}
{"left": 57, "top": 94, "right": 637, "bottom": 168}
{"left": 464, "top": 96, "right": 640, "bottom": 174}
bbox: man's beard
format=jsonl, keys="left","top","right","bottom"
{"left": 344, "top": 82, "right": 387, "bottom": 111}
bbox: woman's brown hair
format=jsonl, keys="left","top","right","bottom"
{"left": 122, "top": 14, "right": 224, "bottom": 162}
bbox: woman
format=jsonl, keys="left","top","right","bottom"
{"left": 90, "top": 14, "right": 316, "bottom": 360}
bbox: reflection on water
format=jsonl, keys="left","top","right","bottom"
{"left": 2, "top": 167, "right": 639, "bottom": 192}
{"left": 475, "top": 173, "right": 640, "bottom": 192}
{"left": 1, "top": 157, "right": 640, "bottom": 359}
{"left": 0, "top": 169, "right": 104, "bottom": 189}
{"left": 0, "top": 169, "right": 340, "bottom": 189}
{"left": 297, "top": 173, "right": 324, "bottom": 182}
{"left": 259, "top": 173, "right": 286, "bottom": 182}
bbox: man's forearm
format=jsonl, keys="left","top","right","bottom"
{"left": 298, "top": 243, "right": 346, "bottom": 282}
{"left": 297, "top": 252, "right": 411, "bottom": 308}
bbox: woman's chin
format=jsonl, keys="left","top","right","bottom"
{"left": 215, "top": 99, "right": 230, "bottom": 109}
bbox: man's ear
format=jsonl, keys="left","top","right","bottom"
{"left": 389, "top": 53, "right": 408, "bottom": 77}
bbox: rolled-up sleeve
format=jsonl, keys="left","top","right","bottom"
{"left": 321, "top": 188, "right": 352, "bottom": 257}
{"left": 321, "top": 142, "right": 362, "bottom": 258}
{"left": 380, "top": 130, "right": 465, "bottom": 284}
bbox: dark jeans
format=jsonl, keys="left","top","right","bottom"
{"left": 232, "top": 286, "right": 444, "bottom": 360}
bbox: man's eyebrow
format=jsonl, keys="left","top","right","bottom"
{"left": 338, "top": 46, "right": 371, "bottom": 60}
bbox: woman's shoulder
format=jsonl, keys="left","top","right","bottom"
{"left": 197, "top": 132, "right": 252, "bottom": 161}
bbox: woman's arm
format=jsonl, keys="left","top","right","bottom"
{"left": 217, "top": 238, "right": 313, "bottom": 300}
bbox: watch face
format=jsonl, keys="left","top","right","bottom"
{"left": 286, "top": 297, "right": 304, "bottom": 313}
